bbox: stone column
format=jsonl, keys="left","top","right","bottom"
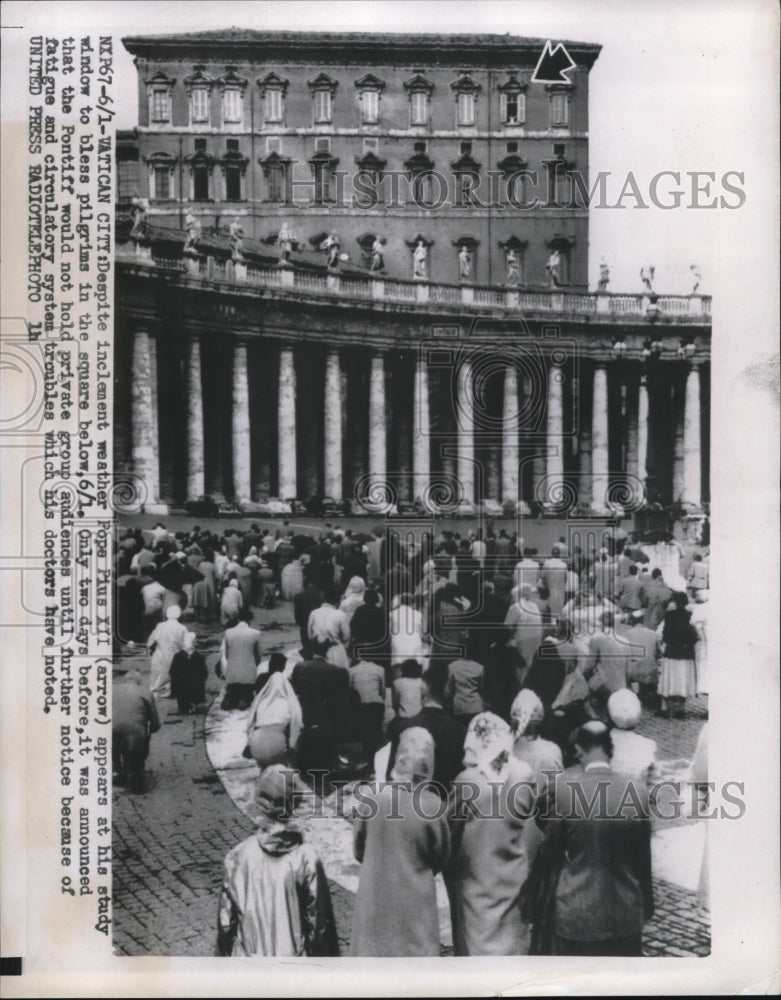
{"left": 278, "top": 347, "right": 297, "bottom": 499}
{"left": 672, "top": 379, "right": 685, "bottom": 503}
{"left": 324, "top": 350, "right": 343, "bottom": 499}
{"left": 131, "top": 330, "right": 162, "bottom": 509}
{"left": 682, "top": 364, "right": 702, "bottom": 507}
{"left": 545, "top": 361, "right": 564, "bottom": 504}
{"left": 591, "top": 364, "right": 610, "bottom": 513}
{"left": 501, "top": 365, "right": 519, "bottom": 502}
{"left": 637, "top": 374, "right": 649, "bottom": 488}
{"left": 186, "top": 337, "right": 205, "bottom": 500}
{"left": 412, "top": 355, "right": 430, "bottom": 500}
{"left": 231, "top": 341, "right": 251, "bottom": 501}
{"left": 457, "top": 360, "right": 474, "bottom": 504}
{"left": 368, "top": 352, "right": 386, "bottom": 489}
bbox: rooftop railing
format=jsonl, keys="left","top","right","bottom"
{"left": 133, "top": 242, "right": 712, "bottom": 319}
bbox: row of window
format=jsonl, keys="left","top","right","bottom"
{"left": 144, "top": 136, "right": 576, "bottom": 205}
{"left": 147, "top": 68, "right": 572, "bottom": 129}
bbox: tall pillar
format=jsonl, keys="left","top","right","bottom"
{"left": 278, "top": 347, "right": 297, "bottom": 499}
{"left": 625, "top": 375, "right": 639, "bottom": 491}
{"left": 186, "top": 337, "right": 205, "bottom": 500}
{"left": 637, "top": 374, "right": 649, "bottom": 489}
{"left": 324, "top": 350, "right": 343, "bottom": 499}
{"left": 501, "top": 365, "right": 519, "bottom": 502}
{"left": 682, "top": 364, "right": 702, "bottom": 507}
{"left": 457, "top": 360, "right": 474, "bottom": 504}
{"left": 131, "top": 330, "right": 163, "bottom": 509}
{"left": 412, "top": 355, "right": 430, "bottom": 500}
{"left": 545, "top": 361, "right": 564, "bottom": 503}
{"left": 368, "top": 352, "right": 386, "bottom": 489}
{"left": 672, "top": 379, "right": 685, "bottom": 503}
{"left": 232, "top": 341, "right": 251, "bottom": 501}
{"left": 591, "top": 364, "right": 609, "bottom": 513}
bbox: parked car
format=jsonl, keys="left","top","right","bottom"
{"left": 266, "top": 497, "right": 292, "bottom": 516}
{"left": 321, "top": 496, "right": 344, "bottom": 517}
{"left": 285, "top": 498, "right": 306, "bottom": 516}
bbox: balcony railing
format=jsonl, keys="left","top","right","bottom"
{"left": 137, "top": 244, "right": 712, "bottom": 319}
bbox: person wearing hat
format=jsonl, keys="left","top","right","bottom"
{"left": 607, "top": 689, "right": 657, "bottom": 785}
{"left": 112, "top": 670, "right": 161, "bottom": 792}
{"left": 146, "top": 604, "right": 189, "bottom": 697}
{"left": 532, "top": 720, "right": 654, "bottom": 956}
{"left": 217, "top": 765, "right": 339, "bottom": 957}
{"left": 350, "top": 727, "right": 450, "bottom": 956}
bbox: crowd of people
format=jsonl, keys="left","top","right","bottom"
{"left": 113, "top": 518, "right": 709, "bottom": 957}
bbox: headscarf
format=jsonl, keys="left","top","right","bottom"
{"left": 463, "top": 712, "right": 513, "bottom": 781}
{"left": 166, "top": 605, "right": 182, "bottom": 620}
{"left": 228, "top": 579, "right": 239, "bottom": 589}
{"left": 339, "top": 576, "right": 367, "bottom": 619}
{"left": 391, "top": 726, "right": 435, "bottom": 786}
{"left": 255, "top": 764, "right": 296, "bottom": 822}
{"left": 510, "top": 690, "right": 545, "bottom": 738}
{"left": 246, "top": 671, "right": 303, "bottom": 748}
{"left": 607, "top": 688, "right": 642, "bottom": 730}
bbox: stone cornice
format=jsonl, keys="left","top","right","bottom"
{"left": 123, "top": 31, "right": 602, "bottom": 71}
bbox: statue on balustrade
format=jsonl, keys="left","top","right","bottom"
{"left": 183, "top": 210, "right": 201, "bottom": 255}
{"left": 458, "top": 245, "right": 473, "bottom": 281}
{"left": 370, "top": 235, "right": 386, "bottom": 273}
{"left": 413, "top": 239, "right": 428, "bottom": 280}
{"left": 279, "top": 222, "right": 294, "bottom": 263}
{"left": 229, "top": 219, "right": 245, "bottom": 263}
{"left": 321, "top": 233, "right": 341, "bottom": 269}
{"left": 545, "top": 249, "right": 562, "bottom": 287}
{"left": 598, "top": 256, "right": 610, "bottom": 292}
{"left": 640, "top": 263, "right": 655, "bottom": 293}
{"left": 690, "top": 264, "right": 702, "bottom": 294}
{"left": 505, "top": 249, "right": 520, "bottom": 287}
{"left": 129, "top": 197, "right": 149, "bottom": 240}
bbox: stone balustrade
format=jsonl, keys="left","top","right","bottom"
{"left": 125, "top": 241, "right": 711, "bottom": 319}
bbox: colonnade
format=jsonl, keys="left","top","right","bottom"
{"left": 129, "top": 330, "right": 706, "bottom": 512}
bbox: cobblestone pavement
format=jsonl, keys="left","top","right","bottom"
{"left": 113, "top": 602, "right": 710, "bottom": 958}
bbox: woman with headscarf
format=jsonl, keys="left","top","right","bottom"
{"left": 350, "top": 727, "right": 450, "bottom": 956}
{"left": 510, "top": 690, "right": 563, "bottom": 792}
{"left": 146, "top": 605, "right": 189, "bottom": 697}
{"left": 169, "top": 630, "right": 208, "bottom": 714}
{"left": 245, "top": 660, "right": 303, "bottom": 768}
{"left": 339, "top": 575, "right": 367, "bottom": 622}
{"left": 656, "top": 591, "right": 699, "bottom": 719}
{"left": 217, "top": 764, "right": 339, "bottom": 957}
{"left": 607, "top": 689, "right": 657, "bottom": 785}
{"left": 447, "top": 712, "right": 536, "bottom": 956}
{"left": 220, "top": 577, "right": 244, "bottom": 625}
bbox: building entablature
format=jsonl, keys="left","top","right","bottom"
{"left": 117, "top": 245, "right": 711, "bottom": 361}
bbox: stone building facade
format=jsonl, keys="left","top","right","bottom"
{"left": 115, "top": 30, "right": 711, "bottom": 518}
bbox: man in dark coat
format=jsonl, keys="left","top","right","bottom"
{"left": 290, "top": 641, "right": 355, "bottom": 775}
{"left": 386, "top": 662, "right": 466, "bottom": 796}
{"left": 536, "top": 721, "right": 654, "bottom": 956}
{"left": 112, "top": 670, "right": 161, "bottom": 792}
